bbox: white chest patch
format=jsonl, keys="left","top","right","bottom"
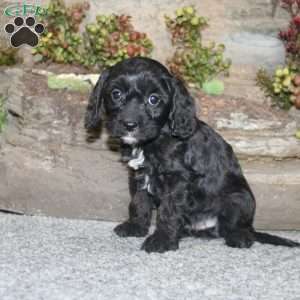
{"left": 147, "top": 182, "right": 153, "bottom": 194}
{"left": 141, "top": 174, "right": 149, "bottom": 189}
{"left": 128, "top": 148, "right": 145, "bottom": 170}
{"left": 122, "top": 135, "right": 137, "bottom": 145}
{"left": 192, "top": 217, "right": 218, "bottom": 231}
{"left": 142, "top": 175, "right": 153, "bottom": 194}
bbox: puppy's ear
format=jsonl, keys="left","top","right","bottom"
{"left": 85, "top": 69, "right": 110, "bottom": 130}
{"left": 168, "top": 78, "right": 197, "bottom": 139}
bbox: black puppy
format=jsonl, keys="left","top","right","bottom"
{"left": 85, "top": 57, "right": 299, "bottom": 253}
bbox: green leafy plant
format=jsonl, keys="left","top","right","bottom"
{"left": 0, "top": 96, "right": 7, "bottom": 133}
{"left": 33, "top": 0, "right": 89, "bottom": 64}
{"left": 0, "top": 48, "right": 17, "bottom": 65}
{"left": 83, "top": 14, "right": 153, "bottom": 68}
{"left": 165, "top": 6, "right": 231, "bottom": 89}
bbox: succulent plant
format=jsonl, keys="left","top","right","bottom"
{"left": 278, "top": 0, "right": 300, "bottom": 68}
{"left": 32, "top": 0, "right": 153, "bottom": 70}
{"left": 84, "top": 14, "right": 153, "bottom": 68}
{"left": 256, "top": 66, "right": 300, "bottom": 110}
{"left": 165, "top": 6, "right": 231, "bottom": 89}
{"left": 33, "top": 0, "right": 89, "bottom": 64}
{"left": 0, "top": 48, "right": 17, "bottom": 66}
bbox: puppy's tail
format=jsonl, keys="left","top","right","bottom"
{"left": 253, "top": 231, "right": 300, "bottom": 247}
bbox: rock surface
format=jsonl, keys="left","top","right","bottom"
{"left": 217, "top": 112, "right": 300, "bottom": 158}
{"left": 0, "top": 68, "right": 300, "bottom": 229}
{"left": 242, "top": 160, "right": 300, "bottom": 230}
{"left": 223, "top": 32, "right": 285, "bottom": 70}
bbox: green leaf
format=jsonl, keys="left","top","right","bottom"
{"left": 202, "top": 79, "right": 224, "bottom": 95}
{"left": 48, "top": 74, "right": 91, "bottom": 93}
{"left": 33, "top": 54, "right": 44, "bottom": 62}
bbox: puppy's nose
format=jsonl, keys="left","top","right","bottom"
{"left": 123, "top": 121, "right": 138, "bottom": 131}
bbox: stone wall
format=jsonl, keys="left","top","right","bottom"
{"left": 64, "top": 0, "right": 289, "bottom": 64}
{"left": 1, "top": 66, "right": 299, "bottom": 229}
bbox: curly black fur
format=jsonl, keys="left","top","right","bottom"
{"left": 85, "top": 57, "right": 300, "bottom": 253}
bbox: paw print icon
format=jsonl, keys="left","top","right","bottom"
{"left": 4, "top": 16, "right": 44, "bottom": 48}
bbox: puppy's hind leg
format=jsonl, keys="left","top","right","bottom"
{"left": 218, "top": 190, "right": 256, "bottom": 248}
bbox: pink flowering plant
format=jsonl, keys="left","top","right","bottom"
{"left": 256, "top": 0, "right": 300, "bottom": 110}
{"left": 279, "top": 0, "right": 300, "bottom": 67}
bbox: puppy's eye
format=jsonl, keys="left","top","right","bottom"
{"left": 148, "top": 94, "right": 160, "bottom": 106}
{"left": 111, "top": 89, "right": 122, "bottom": 101}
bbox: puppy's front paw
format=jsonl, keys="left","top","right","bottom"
{"left": 141, "top": 231, "right": 179, "bottom": 253}
{"left": 114, "top": 221, "right": 148, "bottom": 237}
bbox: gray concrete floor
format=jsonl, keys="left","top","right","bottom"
{"left": 1, "top": 214, "right": 300, "bottom": 300}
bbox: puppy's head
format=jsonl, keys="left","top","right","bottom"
{"left": 85, "top": 57, "right": 196, "bottom": 145}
